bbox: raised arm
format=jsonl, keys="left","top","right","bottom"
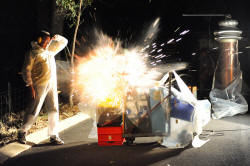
{"left": 48, "top": 34, "right": 68, "bottom": 56}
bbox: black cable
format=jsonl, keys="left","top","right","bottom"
{"left": 199, "top": 128, "right": 250, "bottom": 139}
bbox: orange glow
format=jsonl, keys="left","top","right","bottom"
{"left": 75, "top": 34, "right": 160, "bottom": 108}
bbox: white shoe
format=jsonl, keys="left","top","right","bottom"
{"left": 50, "top": 135, "right": 64, "bottom": 145}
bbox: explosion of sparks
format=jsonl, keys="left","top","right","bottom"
{"left": 75, "top": 33, "right": 161, "bottom": 108}
{"left": 74, "top": 17, "right": 188, "bottom": 108}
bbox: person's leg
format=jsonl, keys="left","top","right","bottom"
{"left": 44, "top": 84, "right": 64, "bottom": 144}
{"left": 19, "top": 85, "right": 48, "bottom": 143}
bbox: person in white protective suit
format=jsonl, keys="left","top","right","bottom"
{"left": 18, "top": 30, "right": 68, "bottom": 145}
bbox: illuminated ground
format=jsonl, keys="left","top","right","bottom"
{"left": 3, "top": 113, "right": 250, "bottom": 166}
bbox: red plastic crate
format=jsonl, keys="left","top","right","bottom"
{"left": 97, "top": 126, "right": 125, "bottom": 146}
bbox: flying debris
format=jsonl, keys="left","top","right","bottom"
{"left": 143, "top": 18, "right": 160, "bottom": 44}
{"left": 155, "top": 54, "right": 162, "bottom": 59}
{"left": 157, "top": 49, "right": 162, "bottom": 52}
{"left": 150, "top": 49, "right": 156, "bottom": 53}
{"left": 176, "top": 38, "right": 182, "bottom": 42}
{"left": 167, "top": 39, "right": 174, "bottom": 44}
{"left": 180, "top": 30, "right": 190, "bottom": 36}
{"left": 153, "top": 18, "right": 160, "bottom": 27}
{"left": 174, "top": 26, "right": 181, "bottom": 32}
{"left": 145, "top": 45, "right": 150, "bottom": 49}
{"left": 161, "top": 54, "right": 167, "bottom": 58}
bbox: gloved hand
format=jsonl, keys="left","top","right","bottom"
{"left": 51, "top": 34, "right": 58, "bottom": 41}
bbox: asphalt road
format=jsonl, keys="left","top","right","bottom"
{"left": 4, "top": 114, "right": 250, "bottom": 166}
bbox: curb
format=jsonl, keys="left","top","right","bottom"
{"left": 0, "top": 112, "right": 90, "bottom": 165}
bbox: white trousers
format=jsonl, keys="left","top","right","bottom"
{"left": 21, "top": 83, "right": 59, "bottom": 137}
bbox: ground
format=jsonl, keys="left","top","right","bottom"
{"left": 4, "top": 113, "right": 250, "bottom": 166}
{"left": 0, "top": 103, "right": 80, "bottom": 146}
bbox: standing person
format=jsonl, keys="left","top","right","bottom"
{"left": 18, "top": 30, "right": 68, "bottom": 145}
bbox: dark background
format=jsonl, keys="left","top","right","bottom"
{"left": 1, "top": 0, "right": 250, "bottom": 99}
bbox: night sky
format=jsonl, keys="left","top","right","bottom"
{"left": 1, "top": 0, "right": 250, "bottom": 93}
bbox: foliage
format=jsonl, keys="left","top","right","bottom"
{"left": 56, "top": 0, "right": 93, "bottom": 27}
{"left": 0, "top": 103, "right": 80, "bottom": 146}
{"left": 0, "top": 113, "right": 22, "bottom": 146}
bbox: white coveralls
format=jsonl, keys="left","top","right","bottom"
{"left": 21, "top": 35, "right": 68, "bottom": 137}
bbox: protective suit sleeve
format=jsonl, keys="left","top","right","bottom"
{"left": 22, "top": 51, "right": 35, "bottom": 86}
{"left": 48, "top": 35, "right": 68, "bottom": 56}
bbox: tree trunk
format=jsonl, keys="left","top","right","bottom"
{"left": 69, "top": 0, "right": 83, "bottom": 107}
